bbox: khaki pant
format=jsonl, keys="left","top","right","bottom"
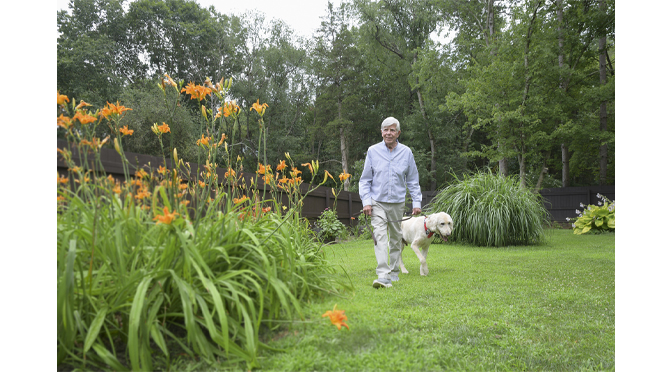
{"left": 371, "top": 200, "right": 405, "bottom": 280}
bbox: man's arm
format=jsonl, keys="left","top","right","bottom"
{"left": 406, "top": 151, "right": 422, "bottom": 215}
{"left": 359, "top": 150, "right": 374, "bottom": 216}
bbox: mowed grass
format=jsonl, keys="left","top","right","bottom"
{"left": 252, "top": 229, "right": 615, "bottom": 371}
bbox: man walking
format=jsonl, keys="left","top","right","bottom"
{"left": 359, "top": 117, "right": 422, "bottom": 288}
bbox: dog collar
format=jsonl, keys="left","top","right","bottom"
{"left": 424, "top": 217, "right": 434, "bottom": 238}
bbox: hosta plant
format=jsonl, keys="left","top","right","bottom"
{"left": 569, "top": 193, "right": 615, "bottom": 235}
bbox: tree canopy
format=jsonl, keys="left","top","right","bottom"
{"left": 57, "top": 0, "right": 615, "bottom": 190}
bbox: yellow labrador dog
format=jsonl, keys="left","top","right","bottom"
{"left": 399, "top": 212, "right": 454, "bottom": 276}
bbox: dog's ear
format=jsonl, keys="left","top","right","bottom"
{"left": 426, "top": 214, "right": 438, "bottom": 230}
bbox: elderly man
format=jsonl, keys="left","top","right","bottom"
{"left": 359, "top": 117, "right": 422, "bottom": 288}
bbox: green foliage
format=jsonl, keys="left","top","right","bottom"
{"left": 428, "top": 171, "right": 549, "bottom": 247}
{"left": 316, "top": 208, "right": 347, "bottom": 242}
{"left": 349, "top": 211, "right": 372, "bottom": 240}
{"left": 570, "top": 194, "right": 616, "bottom": 235}
{"left": 57, "top": 0, "right": 615, "bottom": 192}
{"left": 56, "top": 77, "right": 353, "bottom": 370}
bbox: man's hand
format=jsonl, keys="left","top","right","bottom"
{"left": 363, "top": 205, "right": 372, "bottom": 216}
{"left": 412, "top": 208, "right": 422, "bottom": 216}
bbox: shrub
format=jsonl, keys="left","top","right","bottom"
{"left": 427, "top": 171, "right": 549, "bottom": 247}
{"left": 56, "top": 78, "right": 353, "bottom": 371}
{"left": 316, "top": 208, "right": 346, "bottom": 242}
{"left": 569, "top": 193, "right": 615, "bottom": 234}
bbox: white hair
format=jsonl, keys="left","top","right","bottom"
{"left": 381, "top": 117, "right": 400, "bottom": 131}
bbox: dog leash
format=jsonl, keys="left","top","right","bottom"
{"left": 354, "top": 209, "right": 427, "bottom": 246}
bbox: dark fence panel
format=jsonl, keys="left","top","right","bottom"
{"left": 538, "top": 186, "right": 615, "bottom": 222}
{"left": 57, "top": 140, "right": 614, "bottom": 225}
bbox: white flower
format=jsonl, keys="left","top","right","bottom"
{"left": 597, "top": 193, "right": 602, "bottom": 199}
{"left": 566, "top": 217, "right": 571, "bottom": 221}
{"left": 580, "top": 203, "right": 584, "bottom": 208}
{"left": 576, "top": 209, "right": 581, "bottom": 215}
{"left": 572, "top": 223, "right": 576, "bottom": 228}
{"left": 598, "top": 201, "right": 602, "bottom": 206}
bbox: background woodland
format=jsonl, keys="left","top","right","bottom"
{"left": 57, "top": 0, "right": 615, "bottom": 192}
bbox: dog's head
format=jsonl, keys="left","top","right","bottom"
{"left": 426, "top": 212, "right": 454, "bottom": 241}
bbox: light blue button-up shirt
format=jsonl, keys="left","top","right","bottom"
{"left": 359, "top": 140, "right": 422, "bottom": 208}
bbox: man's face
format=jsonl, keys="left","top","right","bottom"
{"left": 381, "top": 124, "right": 400, "bottom": 147}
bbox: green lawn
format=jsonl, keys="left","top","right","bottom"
{"left": 252, "top": 229, "right": 615, "bottom": 371}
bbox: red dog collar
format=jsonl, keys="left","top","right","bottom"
{"left": 424, "top": 217, "right": 434, "bottom": 239}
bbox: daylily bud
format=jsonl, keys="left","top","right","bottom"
{"left": 114, "top": 138, "right": 121, "bottom": 154}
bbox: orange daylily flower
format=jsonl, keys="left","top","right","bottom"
{"left": 196, "top": 134, "right": 211, "bottom": 146}
{"left": 57, "top": 175, "right": 69, "bottom": 184}
{"left": 217, "top": 101, "right": 240, "bottom": 118}
{"left": 256, "top": 163, "right": 271, "bottom": 175}
{"left": 217, "top": 133, "right": 227, "bottom": 146}
{"left": 181, "top": 82, "right": 212, "bottom": 101}
{"left": 57, "top": 91, "right": 70, "bottom": 105}
{"left": 339, "top": 172, "right": 352, "bottom": 182}
{"left": 276, "top": 160, "right": 287, "bottom": 172}
{"left": 250, "top": 99, "right": 269, "bottom": 115}
{"left": 233, "top": 195, "right": 249, "bottom": 204}
{"left": 164, "top": 73, "right": 177, "bottom": 87}
{"left": 119, "top": 125, "right": 134, "bottom": 136}
{"left": 153, "top": 207, "right": 179, "bottom": 225}
{"left": 100, "top": 101, "right": 132, "bottom": 119}
{"left": 302, "top": 163, "right": 313, "bottom": 175}
{"left": 224, "top": 168, "right": 236, "bottom": 178}
{"left": 72, "top": 111, "right": 98, "bottom": 125}
{"left": 322, "top": 304, "right": 349, "bottom": 330}
{"left": 134, "top": 187, "right": 151, "bottom": 200}
{"left": 75, "top": 100, "right": 92, "bottom": 110}
{"left": 57, "top": 115, "right": 72, "bottom": 129}
{"left": 157, "top": 122, "right": 171, "bottom": 134}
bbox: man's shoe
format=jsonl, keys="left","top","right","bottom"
{"left": 373, "top": 278, "right": 392, "bottom": 288}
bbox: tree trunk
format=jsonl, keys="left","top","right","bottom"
{"left": 415, "top": 78, "right": 437, "bottom": 191}
{"left": 557, "top": 0, "right": 570, "bottom": 187}
{"left": 534, "top": 152, "right": 550, "bottom": 193}
{"left": 338, "top": 98, "right": 350, "bottom": 191}
{"left": 561, "top": 143, "right": 569, "bottom": 187}
{"left": 598, "top": 0, "right": 609, "bottom": 184}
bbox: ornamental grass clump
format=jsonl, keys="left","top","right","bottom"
{"left": 56, "top": 76, "right": 352, "bottom": 371}
{"left": 428, "top": 171, "right": 549, "bottom": 247}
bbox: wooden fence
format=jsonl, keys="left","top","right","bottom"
{"left": 57, "top": 140, "right": 614, "bottom": 225}
{"left": 538, "top": 185, "right": 616, "bottom": 222}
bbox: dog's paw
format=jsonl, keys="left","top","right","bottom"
{"left": 420, "top": 263, "right": 429, "bottom": 276}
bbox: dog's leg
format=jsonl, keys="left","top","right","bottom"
{"left": 420, "top": 247, "right": 430, "bottom": 276}
{"left": 410, "top": 241, "right": 428, "bottom": 276}
{"left": 400, "top": 246, "right": 409, "bottom": 274}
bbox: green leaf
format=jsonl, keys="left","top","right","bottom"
{"left": 128, "top": 276, "right": 153, "bottom": 371}
{"left": 92, "top": 343, "right": 129, "bottom": 372}
{"left": 83, "top": 306, "right": 108, "bottom": 354}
